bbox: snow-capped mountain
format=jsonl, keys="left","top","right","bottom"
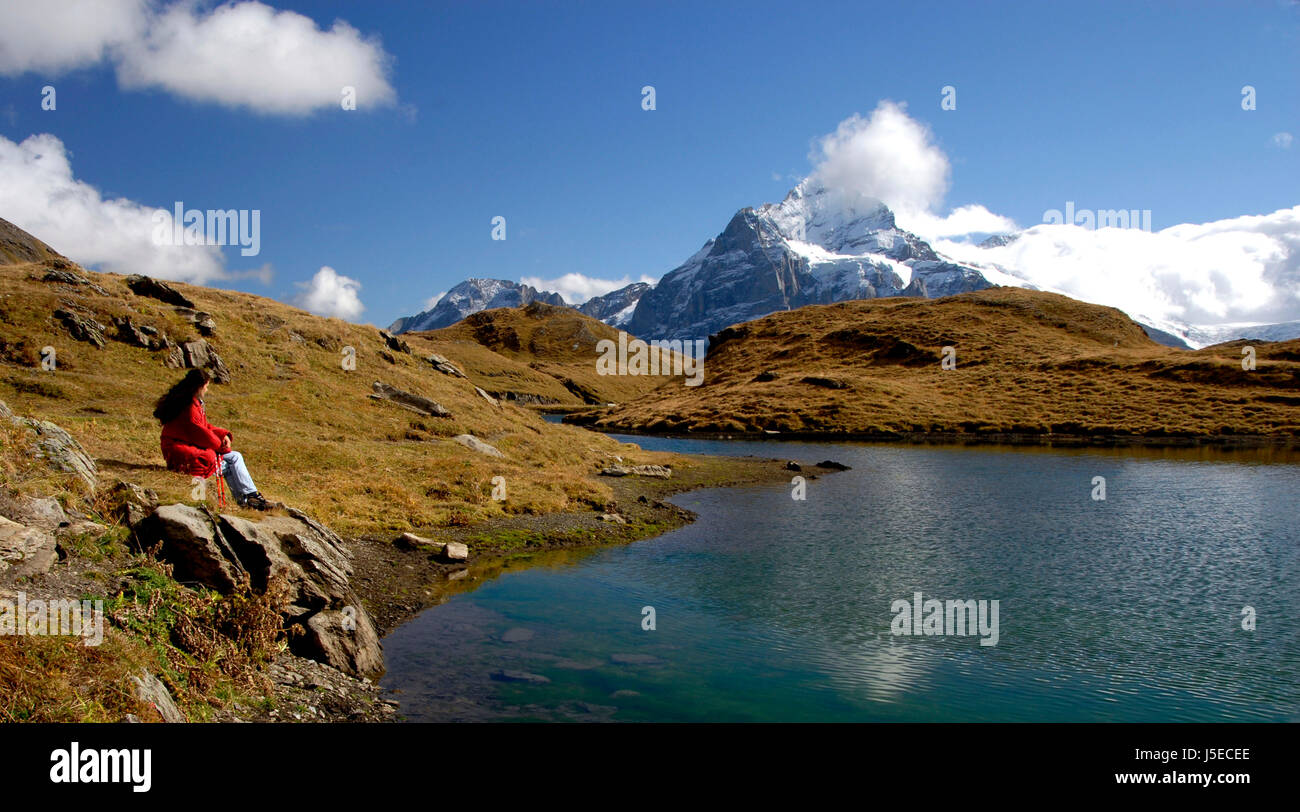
{"left": 578, "top": 282, "right": 650, "bottom": 327}
{"left": 390, "top": 278, "right": 567, "bottom": 333}
{"left": 391, "top": 182, "right": 1299, "bottom": 350}
{"left": 625, "top": 180, "right": 992, "bottom": 340}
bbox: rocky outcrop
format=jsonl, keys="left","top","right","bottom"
{"left": 0, "top": 400, "right": 98, "bottom": 492}
{"left": 164, "top": 339, "right": 231, "bottom": 383}
{"left": 474, "top": 387, "right": 499, "bottom": 407}
{"left": 138, "top": 504, "right": 383, "bottom": 678}
{"left": 452, "top": 434, "right": 502, "bottom": 458}
{"left": 53, "top": 308, "right": 106, "bottom": 348}
{"left": 369, "top": 382, "right": 451, "bottom": 417}
{"left": 379, "top": 330, "right": 410, "bottom": 354}
{"left": 427, "top": 353, "right": 466, "bottom": 378}
{"left": 125, "top": 274, "right": 195, "bottom": 308}
{"left": 41, "top": 268, "right": 110, "bottom": 295}
{"left": 173, "top": 307, "right": 216, "bottom": 337}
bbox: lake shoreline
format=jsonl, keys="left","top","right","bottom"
{"left": 341, "top": 448, "right": 839, "bottom": 718}
{"left": 566, "top": 423, "right": 1300, "bottom": 450}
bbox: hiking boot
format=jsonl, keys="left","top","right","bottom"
{"left": 240, "top": 492, "right": 272, "bottom": 511}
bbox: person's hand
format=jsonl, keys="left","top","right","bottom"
{"left": 219, "top": 436, "right": 232, "bottom": 454}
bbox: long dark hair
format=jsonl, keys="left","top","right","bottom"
{"left": 153, "top": 368, "right": 211, "bottom": 424}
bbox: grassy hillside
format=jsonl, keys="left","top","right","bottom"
{"left": 410, "top": 300, "right": 683, "bottom": 407}
{"left": 576, "top": 287, "right": 1300, "bottom": 442}
{"left": 0, "top": 260, "right": 660, "bottom": 537}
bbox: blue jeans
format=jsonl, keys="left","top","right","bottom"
{"left": 217, "top": 450, "right": 258, "bottom": 501}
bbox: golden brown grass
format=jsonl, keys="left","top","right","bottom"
{"left": 415, "top": 300, "right": 685, "bottom": 406}
{"left": 0, "top": 262, "right": 670, "bottom": 537}
{"left": 583, "top": 287, "right": 1300, "bottom": 440}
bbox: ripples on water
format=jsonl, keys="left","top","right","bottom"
{"left": 380, "top": 437, "right": 1300, "bottom": 722}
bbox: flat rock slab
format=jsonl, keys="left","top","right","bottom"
{"left": 427, "top": 353, "right": 467, "bottom": 378}
{"left": 370, "top": 382, "right": 451, "bottom": 417}
{"left": 453, "top": 434, "right": 502, "bottom": 458}
{"left": 0, "top": 515, "right": 57, "bottom": 577}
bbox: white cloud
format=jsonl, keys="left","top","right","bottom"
{"left": 0, "top": 0, "right": 396, "bottom": 115}
{"left": 0, "top": 0, "right": 145, "bottom": 75}
{"left": 1273, "top": 132, "right": 1294, "bottom": 149}
{"left": 808, "top": 101, "right": 951, "bottom": 217}
{"left": 293, "top": 266, "right": 364, "bottom": 320}
{"left": 519, "top": 273, "right": 657, "bottom": 304}
{"left": 0, "top": 132, "right": 230, "bottom": 282}
{"left": 423, "top": 290, "right": 446, "bottom": 311}
{"left": 801, "top": 105, "right": 1300, "bottom": 341}
{"left": 936, "top": 206, "right": 1300, "bottom": 336}
{"left": 901, "top": 204, "right": 1018, "bottom": 241}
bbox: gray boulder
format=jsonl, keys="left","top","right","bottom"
{"left": 0, "top": 515, "right": 57, "bottom": 577}
{"left": 165, "top": 339, "right": 231, "bottom": 383}
{"left": 53, "top": 308, "right": 106, "bottom": 348}
{"left": 125, "top": 274, "right": 195, "bottom": 308}
{"left": 138, "top": 504, "right": 383, "bottom": 678}
{"left": 109, "top": 481, "right": 159, "bottom": 528}
{"left": 141, "top": 504, "right": 248, "bottom": 592}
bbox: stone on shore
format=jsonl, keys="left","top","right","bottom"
{"left": 598, "top": 464, "right": 672, "bottom": 479}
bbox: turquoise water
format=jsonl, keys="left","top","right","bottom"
{"left": 379, "top": 437, "right": 1300, "bottom": 722}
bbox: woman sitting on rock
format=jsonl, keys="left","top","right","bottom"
{"left": 154, "top": 368, "right": 271, "bottom": 510}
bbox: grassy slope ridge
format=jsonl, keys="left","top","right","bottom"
{"left": 580, "top": 287, "right": 1300, "bottom": 441}
{"left": 0, "top": 261, "right": 667, "bottom": 537}
{"left": 412, "top": 300, "right": 683, "bottom": 407}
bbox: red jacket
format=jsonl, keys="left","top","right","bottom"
{"left": 160, "top": 397, "right": 230, "bottom": 478}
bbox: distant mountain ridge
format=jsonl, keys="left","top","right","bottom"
{"left": 389, "top": 182, "right": 1300, "bottom": 349}
{"left": 391, "top": 181, "right": 994, "bottom": 339}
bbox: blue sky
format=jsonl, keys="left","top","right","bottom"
{"left": 0, "top": 0, "right": 1297, "bottom": 328}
